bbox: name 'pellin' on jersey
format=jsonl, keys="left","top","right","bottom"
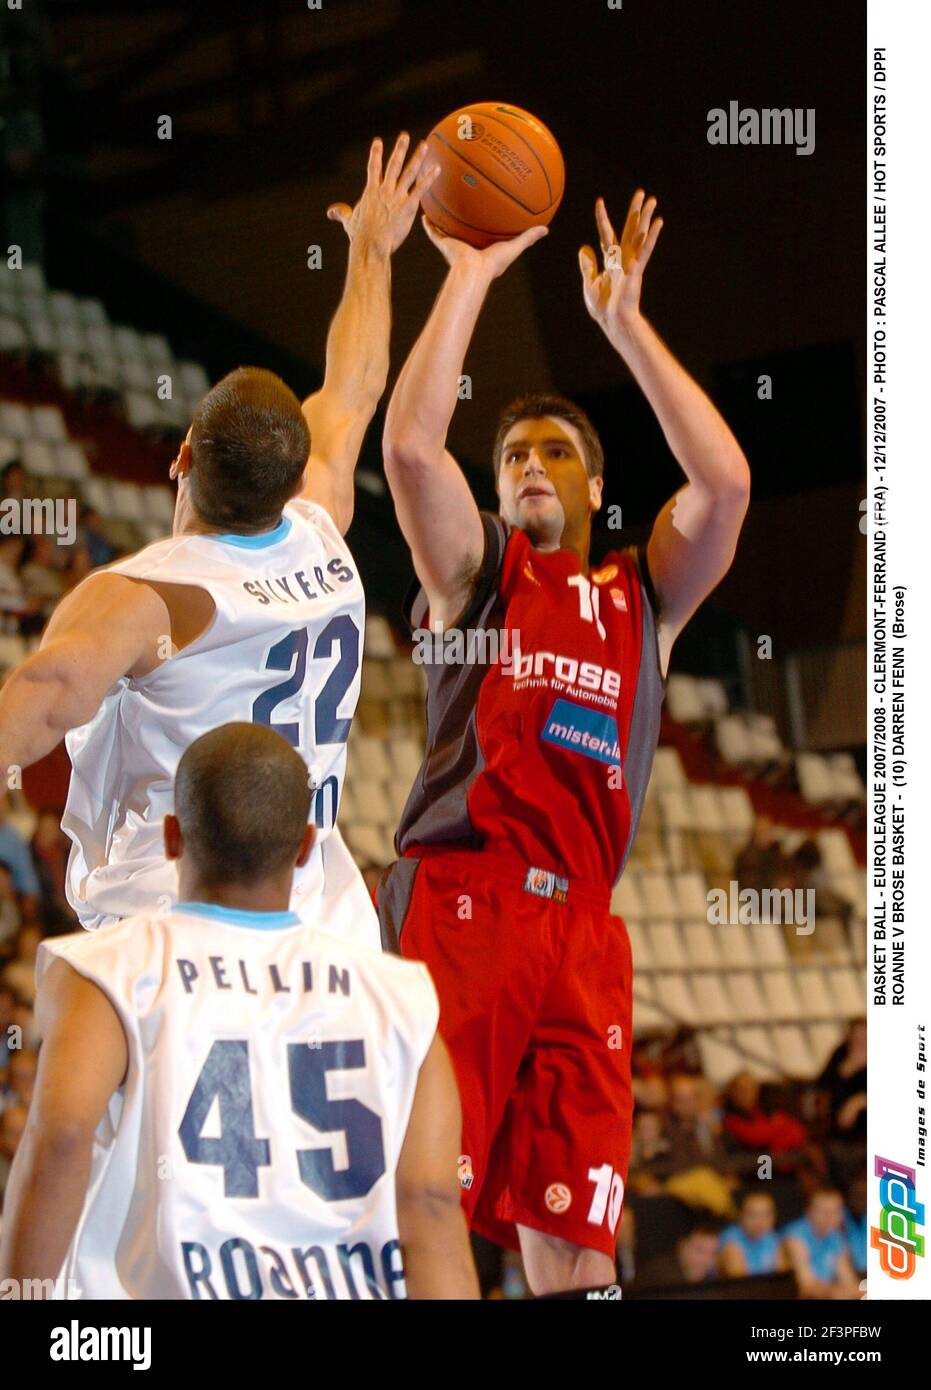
{"left": 398, "top": 513, "right": 665, "bottom": 887}
{"left": 39, "top": 907, "right": 439, "bottom": 1300}
{"left": 62, "top": 498, "right": 365, "bottom": 929}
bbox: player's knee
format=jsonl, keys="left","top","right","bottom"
{"left": 517, "top": 1226, "right": 615, "bottom": 1296}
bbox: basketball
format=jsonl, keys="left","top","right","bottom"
{"left": 420, "top": 102, "right": 565, "bottom": 248}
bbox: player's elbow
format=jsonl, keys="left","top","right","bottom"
{"left": 26, "top": 1112, "right": 96, "bottom": 1167}
{"left": 397, "top": 1173, "right": 461, "bottom": 1222}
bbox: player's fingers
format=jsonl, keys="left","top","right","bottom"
{"left": 578, "top": 244, "right": 599, "bottom": 286}
{"left": 326, "top": 203, "right": 351, "bottom": 226}
{"left": 409, "top": 162, "right": 441, "bottom": 203}
{"left": 384, "top": 131, "right": 410, "bottom": 189}
{"left": 366, "top": 137, "right": 384, "bottom": 186}
{"left": 638, "top": 195, "right": 658, "bottom": 234}
{"left": 421, "top": 214, "right": 446, "bottom": 249}
{"left": 595, "top": 198, "right": 617, "bottom": 254}
{"left": 638, "top": 216, "right": 664, "bottom": 270}
{"left": 398, "top": 140, "right": 429, "bottom": 195}
{"left": 511, "top": 224, "right": 549, "bottom": 255}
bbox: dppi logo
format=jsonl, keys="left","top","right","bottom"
{"left": 871, "top": 1155, "right": 925, "bottom": 1278}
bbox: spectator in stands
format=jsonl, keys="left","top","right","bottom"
{"left": 719, "top": 1191, "right": 785, "bottom": 1277}
{"left": 60, "top": 541, "right": 92, "bottom": 595}
{"left": 1, "top": 461, "right": 28, "bottom": 506}
{"left": 733, "top": 813, "right": 787, "bottom": 895}
{"left": 78, "top": 506, "right": 116, "bottom": 568}
{"left": 818, "top": 1019, "right": 867, "bottom": 1141}
{"left": 1, "top": 924, "right": 42, "bottom": 1007}
{"left": 7, "top": 1048, "right": 37, "bottom": 1111}
{"left": 0, "top": 861, "right": 21, "bottom": 955}
{"left": 0, "top": 983, "right": 15, "bottom": 1072}
{"left": 633, "top": 1069, "right": 669, "bottom": 1113}
{"left": 19, "top": 534, "right": 64, "bottom": 608}
{"left": 628, "top": 1109, "right": 672, "bottom": 1194}
{"left": 1, "top": 1104, "right": 27, "bottom": 1204}
{"left": 845, "top": 1173, "right": 868, "bottom": 1276}
{"left": 29, "top": 808, "right": 73, "bottom": 933}
{"left": 722, "top": 1070, "right": 808, "bottom": 1175}
{"left": 655, "top": 1073, "right": 739, "bottom": 1217}
{"left": 782, "top": 1188, "right": 860, "bottom": 1298}
{"left": 635, "top": 1221, "right": 722, "bottom": 1289}
{"left": 0, "top": 793, "right": 40, "bottom": 916}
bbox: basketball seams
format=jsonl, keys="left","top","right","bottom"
{"left": 428, "top": 122, "right": 559, "bottom": 218}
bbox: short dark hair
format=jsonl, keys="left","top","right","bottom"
{"left": 492, "top": 393, "right": 604, "bottom": 479}
{"left": 189, "top": 367, "right": 310, "bottom": 531}
{"left": 174, "top": 723, "right": 311, "bottom": 885}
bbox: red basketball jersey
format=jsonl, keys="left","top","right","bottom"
{"left": 397, "top": 513, "right": 665, "bottom": 887}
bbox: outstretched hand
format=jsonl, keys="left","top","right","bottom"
{"left": 421, "top": 216, "right": 548, "bottom": 282}
{"left": 579, "top": 191, "right": 663, "bottom": 336}
{"left": 327, "top": 133, "right": 441, "bottom": 257}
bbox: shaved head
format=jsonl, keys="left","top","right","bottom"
{"left": 174, "top": 723, "right": 312, "bottom": 887}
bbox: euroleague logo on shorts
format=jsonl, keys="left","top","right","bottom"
{"left": 544, "top": 1182, "right": 572, "bottom": 1214}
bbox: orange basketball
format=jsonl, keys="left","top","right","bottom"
{"left": 421, "top": 102, "right": 565, "bottom": 249}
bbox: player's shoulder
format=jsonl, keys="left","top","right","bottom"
{"left": 284, "top": 495, "right": 342, "bottom": 539}
{"left": 40, "top": 912, "right": 165, "bottom": 968}
{"left": 596, "top": 542, "right": 660, "bottom": 613}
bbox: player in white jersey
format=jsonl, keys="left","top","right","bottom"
{"left": 0, "top": 133, "right": 440, "bottom": 947}
{"left": 0, "top": 723, "right": 479, "bottom": 1300}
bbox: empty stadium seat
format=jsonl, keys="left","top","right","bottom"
{"left": 761, "top": 970, "right": 803, "bottom": 1021}
{"left": 795, "top": 969, "right": 835, "bottom": 1020}
{"left": 648, "top": 922, "right": 688, "bottom": 970}
{"left": 665, "top": 673, "right": 706, "bottom": 723}
{"left": 681, "top": 920, "right": 723, "bottom": 969}
{"left": 691, "top": 972, "right": 732, "bottom": 1026}
{"left": 654, "top": 973, "right": 697, "bottom": 1026}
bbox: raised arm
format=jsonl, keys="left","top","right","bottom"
{"left": 0, "top": 957, "right": 127, "bottom": 1289}
{"left": 0, "top": 573, "right": 171, "bottom": 782}
{"left": 579, "top": 192, "right": 751, "bottom": 673}
{"left": 300, "top": 134, "right": 440, "bottom": 535}
{"left": 383, "top": 219, "right": 547, "bottom": 628}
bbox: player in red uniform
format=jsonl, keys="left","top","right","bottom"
{"left": 378, "top": 192, "right": 750, "bottom": 1295}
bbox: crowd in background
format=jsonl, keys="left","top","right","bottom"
{"left": 0, "top": 458, "right": 118, "bottom": 637}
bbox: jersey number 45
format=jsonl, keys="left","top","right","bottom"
{"left": 179, "top": 1037, "right": 386, "bottom": 1203}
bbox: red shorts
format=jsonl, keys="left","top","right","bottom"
{"left": 379, "top": 848, "right": 633, "bottom": 1257}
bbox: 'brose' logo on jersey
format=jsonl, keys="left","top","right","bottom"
{"left": 504, "top": 648, "right": 621, "bottom": 697}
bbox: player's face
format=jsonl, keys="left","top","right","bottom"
{"left": 497, "top": 416, "right": 602, "bottom": 549}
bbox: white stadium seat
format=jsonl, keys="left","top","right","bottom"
{"left": 691, "top": 973, "right": 732, "bottom": 1026}
{"left": 31, "top": 404, "right": 67, "bottom": 442}
{"left": 648, "top": 922, "right": 688, "bottom": 970}
{"left": 682, "top": 920, "right": 723, "bottom": 969}
{"left": 761, "top": 970, "right": 803, "bottom": 1021}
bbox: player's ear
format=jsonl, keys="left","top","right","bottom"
{"left": 170, "top": 435, "right": 192, "bottom": 481}
{"left": 589, "top": 474, "right": 603, "bottom": 513}
{"left": 163, "top": 814, "right": 183, "bottom": 861}
{"left": 295, "top": 824, "right": 316, "bottom": 868}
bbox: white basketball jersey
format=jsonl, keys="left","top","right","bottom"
{"left": 40, "top": 906, "right": 439, "bottom": 1300}
{"left": 62, "top": 500, "right": 376, "bottom": 946}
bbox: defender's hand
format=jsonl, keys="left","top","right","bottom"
{"left": 327, "top": 133, "right": 441, "bottom": 257}
{"left": 579, "top": 191, "right": 663, "bottom": 336}
{"left": 422, "top": 216, "right": 548, "bottom": 282}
